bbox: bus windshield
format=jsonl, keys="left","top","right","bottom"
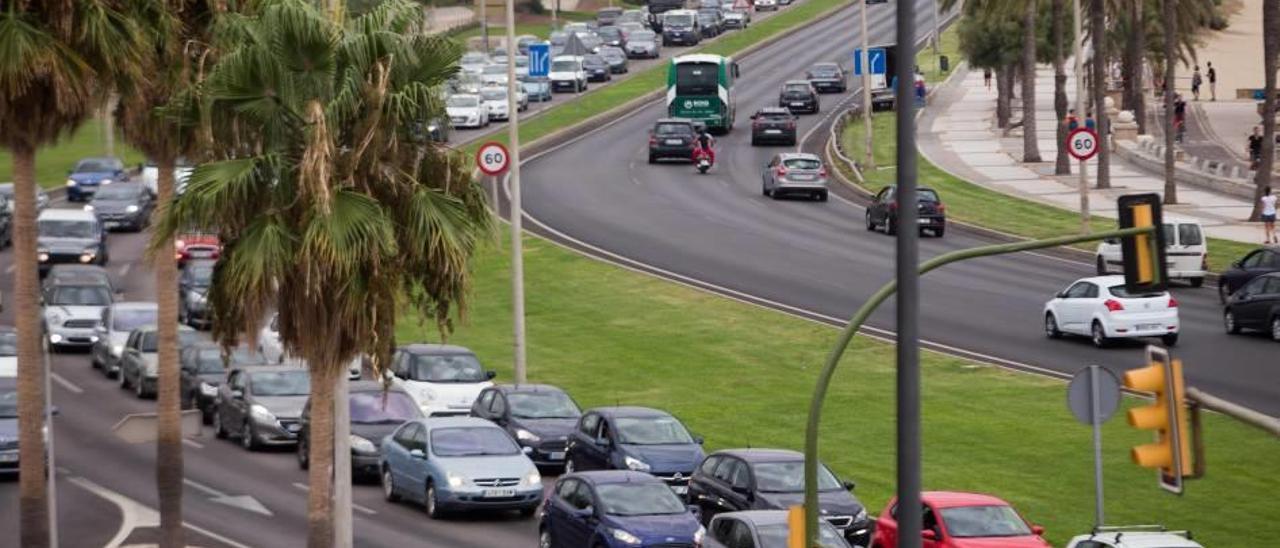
{"left": 675, "top": 63, "right": 718, "bottom": 96}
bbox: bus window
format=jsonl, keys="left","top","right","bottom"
{"left": 675, "top": 63, "right": 718, "bottom": 96}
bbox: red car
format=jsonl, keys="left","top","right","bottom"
{"left": 872, "top": 491, "right": 1049, "bottom": 548}
{"left": 174, "top": 232, "right": 220, "bottom": 267}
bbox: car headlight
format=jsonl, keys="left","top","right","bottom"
{"left": 187, "top": 291, "right": 206, "bottom": 305}
{"left": 79, "top": 249, "right": 96, "bottom": 263}
{"left": 111, "top": 344, "right": 124, "bottom": 357}
{"left": 250, "top": 404, "right": 276, "bottom": 423}
{"left": 854, "top": 507, "right": 868, "bottom": 523}
{"left": 446, "top": 472, "right": 466, "bottom": 488}
{"left": 38, "top": 251, "right": 49, "bottom": 262}
{"left": 624, "top": 455, "right": 650, "bottom": 472}
{"left": 694, "top": 525, "right": 705, "bottom": 544}
{"left": 350, "top": 435, "right": 377, "bottom": 454}
{"left": 610, "top": 528, "right": 642, "bottom": 545}
{"left": 515, "top": 428, "right": 541, "bottom": 444}
{"left": 46, "top": 312, "right": 63, "bottom": 325}
{"left": 100, "top": 179, "right": 113, "bottom": 185}
{"left": 174, "top": 239, "right": 185, "bottom": 249}
{"left": 66, "top": 179, "right": 78, "bottom": 187}
{"left": 83, "top": 204, "right": 95, "bottom": 212}
{"left": 199, "top": 382, "right": 218, "bottom": 397}
{"left": 427, "top": 124, "right": 439, "bottom": 132}
{"left": 125, "top": 204, "right": 139, "bottom": 213}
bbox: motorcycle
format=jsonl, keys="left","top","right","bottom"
{"left": 692, "top": 147, "right": 713, "bottom": 174}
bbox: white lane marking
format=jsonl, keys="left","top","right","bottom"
{"left": 292, "top": 482, "right": 379, "bottom": 515}
{"left": 184, "top": 478, "right": 222, "bottom": 497}
{"left": 185, "top": 478, "right": 274, "bottom": 516}
{"left": 51, "top": 372, "right": 83, "bottom": 394}
{"left": 118, "top": 263, "right": 132, "bottom": 278}
{"left": 71, "top": 475, "right": 254, "bottom": 548}
{"left": 183, "top": 438, "right": 204, "bottom": 449}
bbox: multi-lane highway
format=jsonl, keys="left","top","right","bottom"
{"left": 516, "top": 0, "right": 1280, "bottom": 417}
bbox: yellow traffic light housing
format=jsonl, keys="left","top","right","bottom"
{"left": 1117, "top": 194, "right": 1168, "bottom": 293}
{"left": 787, "top": 505, "right": 805, "bottom": 548}
{"left": 1123, "top": 346, "right": 1191, "bottom": 494}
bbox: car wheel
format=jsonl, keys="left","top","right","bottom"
{"left": 241, "top": 422, "right": 258, "bottom": 451}
{"left": 539, "top": 527, "right": 554, "bottom": 548}
{"left": 648, "top": 154, "right": 656, "bottom": 164}
{"left": 865, "top": 213, "right": 876, "bottom": 231}
{"left": 1044, "top": 313, "right": 1063, "bottom": 339}
{"left": 1271, "top": 316, "right": 1280, "bottom": 342}
{"left": 564, "top": 455, "right": 576, "bottom": 474}
{"left": 762, "top": 184, "right": 770, "bottom": 197}
{"left": 382, "top": 468, "right": 400, "bottom": 502}
{"left": 297, "top": 436, "right": 309, "bottom": 470}
{"left": 1224, "top": 309, "right": 1240, "bottom": 334}
{"left": 1162, "top": 333, "right": 1179, "bottom": 347}
{"left": 751, "top": 136, "right": 757, "bottom": 146}
{"left": 118, "top": 367, "right": 130, "bottom": 389}
{"left": 135, "top": 376, "right": 147, "bottom": 399}
{"left": 1091, "top": 321, "right": 1109, "bottom": 348}
{"left": 519, "top": 504, "right": 538, "bottom": 517}
{"left": 1218, "top": 282, "right": 1230, "bottom": 304}
{"left": 213, "top": 408, "right": 228, "bottom": 439}
{"left": 885, "top": 216, "right": 897, "bottom": 236}
{"left": 1095, "top": 255, "right": 1107, "bottom": 275}
{"left": 1189, "top": 277, "right": 1204, "bottom": 288}
{"left": 934, "top": 227, "right": 945, "bottom": 238}
{"left": 816, "top": 191, "right": 828, "bottom": 202}
{"left": 425, "top": 482, "right": 442, "bottom": 519}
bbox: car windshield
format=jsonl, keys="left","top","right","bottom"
{"left": 447, "top": 96, "right": 479, "bottom": 108}
{"left": 430, "top": 426, "right": 520, "bottom": 456}
{"left": 666, "top": 13, "right": 694, "bottom": 26}
{"left": 0, "top": 332, "right": 16, "bottom": 356}
{"left": 584, "top": 55, "right": 605, "bottom": 65}
{"left": 349, "top": 391, "right": 421, "bottom": 424}
{"left": 75, "top": 160, "right": 117, "bottom": 173}
{"left": 0, "top": 381, "right": 17, "bottom": 419}
{"left": 597, "top": 483, "right": 687, "bottom": 516}
{"left": 249, "top": 370, "right": 310, "bottom": 396}
{"left": 136, "top": 332, "right": 160, "bottom": 352}
{"left": 187, "top": 264, "right": 214, "bottom": 287}
{"left": 1108, "top": 285, "right": 1166, "bottom": 299}
{"left": 461, "top": 52, "right": 487, "bottom": 64}
{"left": 753, "top": 461, "right": 842, "bottom": 492}
{"left": 783, "top": 158, "right": 823, "bottom": 170}
{"left": 615, "top": 415, "right": 694, "bottom": 445}
{"left": 760, "top": 112, "right": 791, "bottom": 120}
{"left": 783, "top": 84, "right": 810, "bottom": 94}
{"left": 191, "top": 349, "right": 228, "bottom": 373}
{"left": 483, "top": 65, "right": 506, "bottom": 75}
{"left": 655, "top": 123, "right": 693, "bottom": 136}
{"left": 599, "top": 28, "right": 621, "bottom": 38}
{"left": 601, "top": 50, "right": 624, "bottom": 61}
{"left": 47, "top": 285, "right": 112, "bottom": 306}
{"left": 916, "top": 189, "right": 941, "bottom": 202}
{"left": 757, "top": 523, "right": 847, "bottom": 547}
{"left": 480, "top": 89, "right": 506, "bottom": 101}
{"left": 409, "top": 353, "right": 486, "bottom": 382}
{"left": 810, "top": 65, "right": 840, "bottom": 76}
{"left": 551, "top": 59, "right": 579, "bottom": 72}
{"left": 632, "top": 30, "right": 656, "bottom": 41}
{"left": 93, "top": 185, "right": 142, "bottom": 200}
{"left": 938, "top": 505, "right": 1032, "bottom": 538}
{"left": 114, "top": 308, "right": 157, "bottom": 332}
{"left": 508, "top": 391, "right": 581, "bottom": 419}
{"left": 39, "top": 220, "right": 96, "bottom": 239}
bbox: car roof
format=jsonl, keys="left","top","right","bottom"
{"left": 110, "top": 301, "right": 158, "bottom": 312}
{"left": 129, "top": 324, "right": 196, "bottom": 334}
{"left": 715, "top": 448, "right": 803, "bottom": 462}
{"left": 349, "top": 380, "right": 408, "bottom": 394}
{"left": 399, "top": 343, "right": 475, "bottom": 355}
{"left": 715, "top": 510, "right": 793, "bottom": 526}
{"left": 493, "top": 383, "right": 567, "bottom": 394}
{"left": 589, "top": 405, "right": 672, "bottom": 418}
{"left": 777, "top": 152, "right": 821, "bottom": 161}
{"left": 921, "top": 491, "right": 1011, "bottom": 509}
{"left": 656, "top": 118, "right": 696, "bottom": 125}
{"left": 415, "top": 415, "right": 500, "bottom": 429}
{"left": 784, "top": 80, "right": 812, "bottom": 86}
{"left": 811, "top": 62, "right": 840, "bottom": 69}
{"left": 1073, "top": 275, "right": 1129, "bottom": 287}
{"left": 38, "top": 209, "right": 97, "bottom": 222}
{"left": 1069, "top": 531, "right": 1201, "bottom": 547}
{"left": 569, "top": 470, "right": 659, "bottom": 485}
{"left": 756, "top": 107, "right": 793, "bottom": 115}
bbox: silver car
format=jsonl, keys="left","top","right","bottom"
{"left": 117, "top": 324, "right": 197, "bottom": 398}
{"left": 761, "top": 152, "right": 829, "bottom": 202}
{"left": 213, "top": 365, "right": 311, "bottom": 450}
{"left": 91, "top": 302, "right": 157, "bottom": 377}
{"left": 42, "top": 278, "right": 114, "bottom": 350}
{"left": 0, "top": 182, "right": 50, "bottom": 214}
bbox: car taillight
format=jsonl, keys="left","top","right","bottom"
{"left": 888, "top": 201, "right": 898, "bottom": 211}
{"left": 775, "top": 166, "right": 787, "bottom": 177}
{"left": 1201, "top": 254, "right": 1208, "bottom": 271}
{"left": 648, "top": 135, "right": 656, "bottom": 145}
{"left": 1104, "top": 299, "right": 1124, "bottom": 312}
{"left": 818, "top": 167, "right": 828, "bottom": 177}
{"left": 786, "top": 119, "right": 795, "bottom": 129}
{"left": 1168, "top": 296, "right": 1179, "bottom": 308}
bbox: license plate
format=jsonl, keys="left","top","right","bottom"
{"left": 190, "top": 250, "right": 213, "bottom": 258}
{"left": 285, "top": 424, "right": 301, "bottom": 432}
{"left": 549, "top": 451, "right": 565, "bottom": 460}
{"left": 671, "top": 485, "right": 688, "bottom": 495}
{"left": 791, "top": 102, "right": 805, "bottom": 107}
{"left": 104, "top": 221, "right": 120, "bottom": 228}
{"left": 765, "top": 129, "right": 781, "bottom": 134}
{"left": 1137, "top": 324, "right": 1161, "bottom": 331}
{"left": 790, "top": 174, "right": 814, "bottom": 181}
{"left": 665, "top": 139, "right": 683, "bottom": 145}
{"left": 0, "top": 452, "right": 17, "bottom": 463}
{"left": 483, "top": 488, "right": 516, "bottom": 498}
{"left": 918, "top": 218, "right": 930, "bottom": 224}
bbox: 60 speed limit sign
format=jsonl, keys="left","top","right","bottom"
{"left": 1066, "top": 128, "right": 1099, "bottom": 161}
{"left": 476, "top": 141, "right": 510, "bottom": 176}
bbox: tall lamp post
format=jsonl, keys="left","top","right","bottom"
{"left": 861, "top": 0, "right": 874, "bottom": 170}
{"left": 505, "top": 0, "right": 529, "bottom": 385}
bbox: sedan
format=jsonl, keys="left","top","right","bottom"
{"left": 298, "top": 381, "right": 423, "bottom": 479}
{"left": 117, "top": 324, "right": 196, "bottom": 399}
{"left": 707, "top": 511, "right": 851, "bottom": 548}
{"left": 865, "top": 184, "right": 947, "bottom": 237}
{"left": 1218, "top": 247, "right": 1280, "bottom": 303}
{"left": 565, "top": 406, "right": 705, "bottom": 498}
{"left": 379, "top": 416, "right": 542, "bottom": 518}
{"left": 583, "top": 54, "right": 612, "bottom": 82}
{"left": 762, "top": 153, "right": 829, "bottom": 202}
{"left": 597, "top": 25, "right": 626, "bottom": 48}
{"left": 521, "top": 78, "right": 553, "bottom": 103}
{"left": 1223, "top": 272, "right": 1280, "bottom": 341}
{"left": 807, "top": 62, "right": 847, "bottom": 93}
{"left": 174, "top": 232, "right": 220, "bottom": 267}
{"left": 65, "top": 156, "right": 126, "bottom": 202}
{"left": 480, "top": 87, "right": 513, "bottom": 122}
{"left": 598, "top": 46, "right": 629, "bottom": 74}
{"left": 625, "top": 30, "right": 661, "bottom": 59}
{"left": 722, "top": 8, "right": 750, "bottom": 29}
{"left": 1044, "top": 275, "right": 1180, "bottom": 348}
{"left": 179, "top": 259, "right": 215, "bottom": 328}
{"left": 539, "top": 470, "right": 705, "bottom": 548}
{"left": 872, "top": 491, "right": 1050, "bottom": 548}
{"left": 213, "top": 365, "right": 310, "bottom": 450}
{"left": 779, "top": 80, "right": 819, "bottom": 114}
{"left": 750, "top": 107, "right": 797, "bottom": 146}
{"left": 471, "top": 384, "right": 582, "bottom": 468}
{"left": 445, "top": 94, "right": 488, "bottom": 129}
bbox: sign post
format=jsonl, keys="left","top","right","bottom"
{"left": 477, "top": 141, "right": 510, "bottom": 222}
{"left": 1067, "top": 365, "right": 1121, "bottom": 528}
{"left": 1067, "top": 127, "right": 1099, "bottom": 234}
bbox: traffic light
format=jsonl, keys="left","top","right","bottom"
{"left": 787, "top": 505, "right": 805, "bottom": 548}
{"left": 1117, "top": 194, "right": 1168, "bottom": 293}
{"left": 1123, "top": 346, "right": 1191, "bottom": 494}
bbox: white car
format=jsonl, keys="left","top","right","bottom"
{"left": 755, "top": 0, "right": 777, "bottom": 10}
{"left": 1096, "top": 220, "right": 1207, "bottom": 287}
{"left": 0, "top": 328, "right": 16, "bottom": 377}
{"left": 480, "top": 63, "right": 509, "bottom": 87}
{"left": 445, "top": 94, "right": 489, "bottom": 128}
{"left": 1065, "top": 529, "right": 1202, "bottom": 548}
{"left": 1044, "top": 275, "right": 1180, "bottom": 348}
{"left": 257, "top": 313, "right": 362, "bottom": 380}
{"left": 549, "top": 55, "right": 588, "bottom": 93}
{"left": 479, "top": 87, "right": 511, "bottom": 121}
{"left": 459, "top": 51, "right": 489, "bottom": 75}
{"left": 387, "top": 344, "right": 494, "bottom": 417}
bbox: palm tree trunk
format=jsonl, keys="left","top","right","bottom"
{"left": 154, "top": 158, "right": 185, "bottom": 548}
{"left": 1053, "top": 0, "right": 1071, "bottom": 174}
{"left": 1090, "top": 0, "right": 1110, "bottom": 188}
{"left": 1129, "top": 0, "right": 1146, "bottom": 134}
{"left": 1254, "top": 0, "right": 1279, "bottom": 220}
{"left": 1022, "top": 0, "right": 1042, "bottom": 162}
{"left": 997, "top": 66, "right": 1013, "bottom": 128}
{"left": 1162, "top": 0, "right": 1178, "bottom": 204}
{"left": 307, "top": 365, "right": 338, "bottom": 548}
{"left": 13, "top": 144, "right": 50, "bottom": 547}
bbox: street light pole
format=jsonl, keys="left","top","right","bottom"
{"left": 505, "top": 0, "right": 529, "bottom": 385}
{"left": 481, "top": 0, "right": 489, "bottom": 54}
{"left": 895, "top": 0, "right": 922, "bottom": 545}
{"left": 861, "top": 0, "right": 874, "bottom": 170}
{"left": 1073, "top": 0, "right": 1089, "bottom": 233}
{"left": 333, "top": 373, "right": 352, "bottom": 548}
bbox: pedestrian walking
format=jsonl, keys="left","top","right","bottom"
{"left": 1173, "top": 94, "right": 1187, "bottom": 143}
{"left": 1066, "top": 108, "right": 1081, "bottom": 131}
{"left": 1262, "top": 187, "right": 1278, "bottom": 244}
{"left": 1207, "top": 62, "right": 1217, "bottom": 101}
{"left": 1084, "top": 111, "right": 1096, "bottom": 131}
{"left": 983, "top": 67, "right": 992, "bottom": 89}
{"left": 1191, "top": 66, "right": 1202, "bottom": 101}
{"left": 1248, "top": 126, "right": 1264, "bottom": 170}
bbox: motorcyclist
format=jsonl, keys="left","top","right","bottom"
{"left": 693, "top": 127, "right": 715, "bottom": 166}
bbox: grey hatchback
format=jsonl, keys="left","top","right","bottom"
{"left": 761, "top": 153, "right": 829, "bottom": 201}
{"left": 213, "top": 365, "right": 311, "bottom": 451}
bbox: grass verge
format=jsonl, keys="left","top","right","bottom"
{"left": 0, "top": 119, "right": 144, "bottom": 190}
{"left": 398, "top": 235, "right": 1279, "bottom": 547}
{"left": 447, "top": 11, "right": 597, "bottom": 42}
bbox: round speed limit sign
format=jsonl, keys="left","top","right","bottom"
{"left": 1066, "top": 128, "right": 1099, "bottom": 161}
{"left": 476, "top": 141, "right": 510, "bottom": 176}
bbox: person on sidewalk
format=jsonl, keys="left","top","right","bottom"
{"left": 1262, "top": 187, "right": 1278, "bottom": 244}
{"left": 1191, "top": 66, "right": 1203, "bottom": 101}
{"left": 983, "top": 67, "right": 992, "bottom": 89}
{"left": 1207, "top": 62, "right": 1217, "bottom": 101}
{"left": 1249, "top": 126, "right": 1264, "bottom": 170}
{"left": 1173, "top": 94, "right": 1187, "bottom": 143}
{"left": 1067, "top": 109, "right": 1081, "bottom": 131}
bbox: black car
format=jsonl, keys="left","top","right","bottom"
{"left": 180, "top": 342, "right": 276, "bottom": 423}
{"left": 86, "top": 182, "right": 155, "bottom": 232}
{"left": 750, "top": 107, "right": 798, "bottom": 146}
{"left": 688, "top": 448, "right": 872, "bottom": 547}
{"left": 1219, "top": 247, "right": 1280, "bottom": 303}
{"left": 648, "top": 118, "right": 699, "bottom": 163}
{"left": 0, "top": 194, "right": 11, "bottom": 249}
{"left": 565, "top": 407, "right": 706, "bottom": 498}
{"left": 582, "top": 54, "right": 612, "bottom": 82}
{"left": 178, "top": 259, "right": 215, "bottom": 328}
{"left": 866, "top": 184, "right": 947, "bottom": 237}
{"left": 297, "top": 381, "right": 423, "bottom": 479}
{"left": 597, "top": 25, "right": 626, "bottom": 48}
{"left": 779, "top": 80, "right": 819, "bottom": 114}
{"left": 697, "top": 9, "right": 723, "bottom": 37}
{"left": 1223, "top": 272, "right": 1280, "bottom": 341}
{"left": 662, "top": 12, "right": 700, "bottom": 46}
{"left": 471, "top": 384, "right": 583, "bottom": 468}
{"left": 598, "top": 47, "right": 629, "bottom": 74}
{"left": 806, "top": 62, "right": 848, "bottom": 93}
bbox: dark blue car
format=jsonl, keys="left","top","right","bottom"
{"left": 565, "top": 406, "right": 705, "bottom": 498}
{"left": 66, "top": 157, "right": 126, "bottom": 202}
{"left": 539, "top": 470, "right": 705, "bottom": 547}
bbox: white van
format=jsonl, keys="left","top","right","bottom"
{"left": 1096, "top": 219, "right": 1208, "bottom": 287}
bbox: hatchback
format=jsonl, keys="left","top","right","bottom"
{"left": 583, "top": 54, "right": 612, "bottom": 82}
{"left": 91, "top": 302, "right": 157, "bottom": 376}
{"left": 178, "top": 259, "right": 215, "bottom": 328}
{"left": 86, "top": 182, "right": 154, "bottom": 232}
{"left": 1223, "top": 272, "right": 1280, "bottom": 341}
{"left": 539, "top": 470, "right": 705, "bottom": 548}
{"left": 180, "top": 342, "right": 277, "bottom": 423}
{"left": 389, "top": 343, "right": 495, "bottom": 417}
{"left": 380, "top": 416, "right": 542, "bottom": 518}
{"left": 472, "top": 384, "right": 582, "bottom": 467}
{"left": 117, "top": 324, "right": 196, "bottom": 398}
{"left": 42, "top": 278, "right": 113, "bottom": 350}
{"left": 871, "top": 491, "right": 1050, "bottom": 548}
{"left": 213, "top": 365, "right": 311, "bottom": 450}
{"left": 1218, "top": 247, "right": 1280, "bottom": 303}
{"left": 707, "top": 510, "right": 851, "bottom": 548}
{"left": 779, "top": 81, "right": 819, "bottom": 114}
{"left": 564, "top": 406, "right": 705, "bottom": 497}
{"left": 298, "top": 381, "right": 423, "bottom": 478}
{"left": 865, "top": 185, "right": 947, "bottom": 237}
{"left": 648, "top": 118, "right": 699, "bottom": 163}
{"left": 807, "top": 62, "right": 847, "bottom": 93}
{"left": 598, "top": 46, "right": 629, "bottom": 74}
{"left": 1096, "top": 220, "right": 1208, "bottom": 287}
{"left": 1044, "top": 275, "right": 1180, "bottom": 348}
{"left": 750, "top": 107, "right": 798, "bottom": 146}
{"left": 65, "top": 156, "right": 126, "bottom": 202}
{"left": 762, "top": 153, "right": 829, "bottom": 202}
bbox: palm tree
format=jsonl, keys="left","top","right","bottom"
{"left": 151, "top": 1, "right": 491, "bottom": 545}
{"left": 1161, "top": 0, "right": 1177, "bottom": 204}
{"left": 1052, "top": 0, "right": 1071, "bottom": 174}
{"left": 1021, "top": 0, "right": 1041, "bottom": 162}
{"left": 116, "top": 2, "right": 225, "bottom": 545}
{"left": 1124, "top": 0, "right": 1145, "bottom": 135}
{"left": 1255, "top": 0, "right": 1279, "bottom": 220}
{"left": 1090, "top": 0, "right": 1111, "bottom": 189}
{"left": 0, "top": 4, "right": 145, "bottom": 545}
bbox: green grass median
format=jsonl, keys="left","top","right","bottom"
{"left": 0, "top": 118, "right": 144, "bottom": 190}
{"left": 397, "top": 235, "right": 1279, "bottom": 547}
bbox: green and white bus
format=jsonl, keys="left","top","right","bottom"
{"left": 667, "top": 54, "right": 740, "bottom": 133}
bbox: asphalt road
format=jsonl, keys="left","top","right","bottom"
{"left": 515, "top": 0, "right": 1280, "bottom": 416}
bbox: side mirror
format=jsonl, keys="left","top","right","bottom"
{"left": 596, "top": 437, "right": 611, "bottom": 447}
{"left": 409, "top": 448, "right": 426, "bottom": 459}
{"left": 750, "top": 114, "right": 757, "bottom": 120}
{"left": 485, "top": 370, "right": 497, "bottom": 380}
{"left": 1231, "top": 260, "right": 1242, "bottom": 268}
{"left": 922, "top": 530, "right": 938, "bottom": 541}
{"left": 230, "top": 389, "right": 244, "bottom": 399}
{"left": 693, "top": 435, "right": 704, "bottom": 445}
{"left": 687, "top": 505, "right": 702, "bottom": 519}
{"left": 50, "top": 406, "right": 60, "bottom": 416}
{"left": 1030, "top": 525, "right": 1045, "bottom": 536}
{"left": 522, "top": 446, "right": 534, "bottom": 456}
{"left": 1055, "top": 291, "right": 1067, "bottom": 299}
{"left": 842, "top": 480, "right": 856, "bottom": 491}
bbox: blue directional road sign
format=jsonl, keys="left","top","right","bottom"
{"left": 853, "top": 47, "right": 887, "bottom": 76}
{"left": 529, "top": 43, "right": 551, "bottom": 78}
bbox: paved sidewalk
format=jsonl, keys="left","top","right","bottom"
{"left": 918, "top": 63, "right": 1262, "bottom": 244}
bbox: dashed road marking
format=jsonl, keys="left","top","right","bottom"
{"left": 51, "top": 372, "right": 84, "bottom": 394}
